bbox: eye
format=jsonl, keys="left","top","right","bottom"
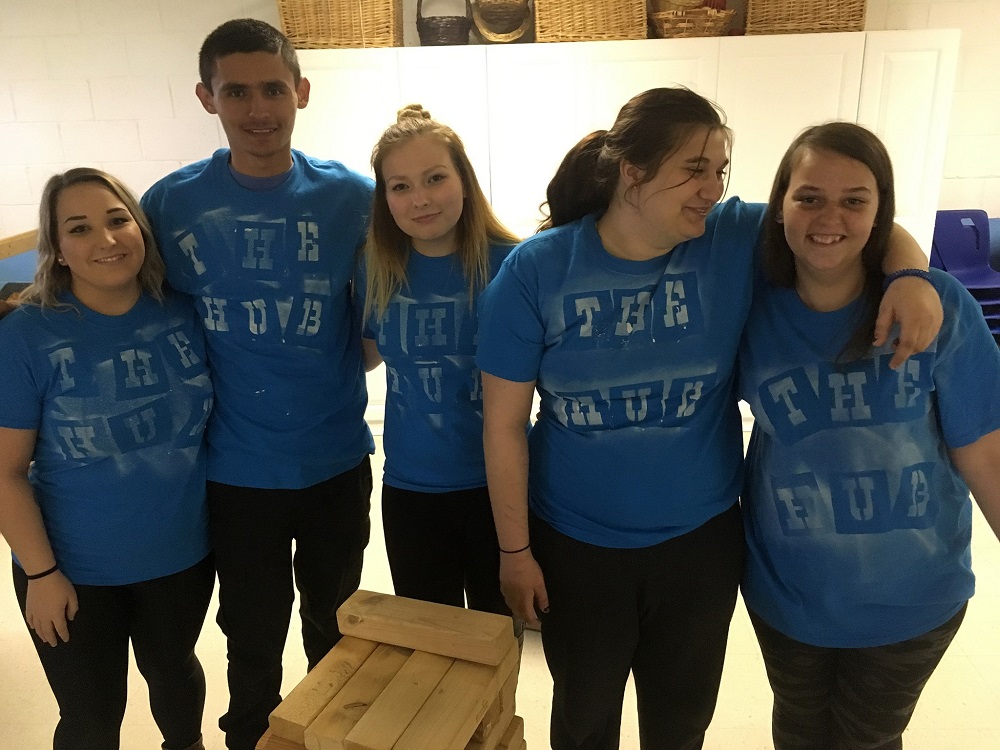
{"left": 389, "top": 183, "right": 408, "bottom": 192}
{"left": 266, "top": 85, "right": 286, "bottom": 97}
{"left": 110, "top": 215, "right": 132, "bottom": 227}
{"left": 66, "top": 224, "right": 88, "bottom": 234}
{"left": 794, "top": 195, "right": 820, "bottom": 206}
{"left": 427, "top": 173, "right": 447, "bottom": 184}
{"left": 687, "top": 168, "right": 705, "bottom": 177}
{"left": 844, "top": 197, "right": 868, "bottom": 207}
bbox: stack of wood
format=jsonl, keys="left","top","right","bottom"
{"left": 255, "top": 590, "right": 526, "bottom": 750}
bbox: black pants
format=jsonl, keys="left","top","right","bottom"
{"left": 531, "top": 504, "right": 744, "bottom": 750}
{"left": 750, "top": 604, "right": 966, "bottom": 750}
{"left": 208, "top": 456, "right": 372, "bottom": 750}
{"left": 13, "top": 555, "right": 214, "bottom": 750}
{"left": 381, "top": 484, "right": 509, "bottom": 616}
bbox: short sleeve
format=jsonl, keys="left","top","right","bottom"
{"left": 476, "top": 252, "right": 545, "bottom": 383}
{"left": 929, "top": 271, "right": 1000, "bottom": 448}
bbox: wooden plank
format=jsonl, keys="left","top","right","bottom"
{"left": 303, "top": 643, "right": 412, "bottom": 750}
{"left": 256, "top": 729, "right": 307, "bottom": 750}
{"left": 394, "top": 640, "right": 519, "bottom": 750}
{"left": 466, "top": 699, "right": 515, "bottom": 750}
{"left": 270, "top": 636, "right": 379, "bottom": 743}
{"left": 337, "top": 590, "right": 515, "bottom": 666}
{"left": 343, "top": 650, "right": 453, "bottom": 750}
{"left": 472, "top": 668, "right": 517, "bottom": 742}
{"left": 496, "top": 716, "right": 524, "bottom": 750}
{"left": 0, "top": 230, "right": 37, "bottom": 261}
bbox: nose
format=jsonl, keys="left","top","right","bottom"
{"left": 698, "top": 172, "right": 725, "bottom": 203}
{"left": 411, "top": 188, "right": 430, "bottom": 207}
{"left": 247, "top": 92, "right": 270, "bottom": 119}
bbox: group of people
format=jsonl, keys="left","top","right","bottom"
{"left": 0, "top": 15, "right": 997, "bottom": 750}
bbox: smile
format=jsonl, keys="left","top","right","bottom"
{"left": 412, "top": 213, "right": 440, "bottom": 224}
{"left": 94, "top": 254, "right": 127, "bottom": 263}
{"left": 808, "top": 234, "right": 845, "bottom": 245}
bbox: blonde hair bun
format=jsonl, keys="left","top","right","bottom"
{"left": 397, "top": 104, "right": 431, "bottom": 123}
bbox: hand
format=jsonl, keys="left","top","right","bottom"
{"left": 25, "top": 571, "right": 78, "bottom": 647}
{"left": 0, "top": 299, "right": 18, "bottom": 320}
{"left": 874, "top": 276, "right": 943, "bottom": 369}
{"left": 499, "top": 550, "right": 548, "bottom": 629}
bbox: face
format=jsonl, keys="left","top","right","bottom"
{"left": 196, "top": 51, "right": 309, "bottom": 177}
{"left": 382, "top": 135, "right": 466, "bottom": 257}
{"left": 780, "top": 147, "right": 879, "bottom": 280}
{"left": 629, "top": 126, "right": 729, "bottom": 250}
{"left": 55, "top": 182, "right": 146, "bottom": 309}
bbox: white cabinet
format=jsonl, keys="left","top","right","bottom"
{"left": 717, "top": 32, "right": 866, "bottom": 204}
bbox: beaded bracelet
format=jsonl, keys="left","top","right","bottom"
{"left": 25, "top": 564, "right": 59, "bottom": 581}
{"left": 882, "top": 268, "right": 933, "bottom": 291}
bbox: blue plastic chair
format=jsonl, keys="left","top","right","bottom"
{"left": 931, "top": 210, "right": 1000, "bottom": 308}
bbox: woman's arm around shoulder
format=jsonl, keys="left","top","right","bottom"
{"left": 876, "top": 223, "right": 943, "bottom": 369}
{"left": 0, "top": 427, "right": 78, "bottom": 646}
{"left": 482, "top": 372, "right": 547, "bottom": 628}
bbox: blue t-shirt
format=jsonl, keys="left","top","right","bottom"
{"left": 0, "top": 292, "right": 212, "bottom": 585}
{"left": 738, "top": 269, "right": 1000, "bottom": 647}
{"left": 477, "top": 198, "right": 765, "bottom": 547}
{"left": 358, "top": 244, "right": 513, "bottom": 492}
{"left": 141, "top": 149, "right": 375, "bottom": 489}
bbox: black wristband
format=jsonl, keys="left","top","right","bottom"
{"left": 883, "top": 268, "right": 933, "bottom": 291}
{"left": 499, "top": 543, "right": 531, "bottom": 554}
{"left": 25, "top": 564, "right": 59, "bottom": 581}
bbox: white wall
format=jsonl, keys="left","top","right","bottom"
{"left": 0, "top": 0, "right": 998, "bottom": 241}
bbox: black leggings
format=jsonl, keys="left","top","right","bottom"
{"left": 531, "top": 504, "right": 745, "bottom": 750}
{"left": 13, "top": 555, "right": 214, "bottom": 750}
{"left": 381, "top": 483, "right": 509, "bottom": 616}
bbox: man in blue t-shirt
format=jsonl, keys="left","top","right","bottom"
{"left": 140, "top": 19, "right": 374, "bottom": 750}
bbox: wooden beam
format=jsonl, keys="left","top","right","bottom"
{"left": 393, "top": 640, "right": 520, "bottom": 750}
{"left": 337, "top": 591, "right": 515, "bottom": 666}
{"left": 304, "top": 643, "right": 412, "bottom": 750}
{"left": 0, "top": 230, "right": 38, "bottom": 261}
{"left": 269, "top": 636, "right": 379, "bottom": 743}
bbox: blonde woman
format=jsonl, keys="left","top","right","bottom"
{"left": 358, "top": 105, "right": 520, "bottom": 618}
{"left": 0, "top": 168, "right": 213, "bottom": 750}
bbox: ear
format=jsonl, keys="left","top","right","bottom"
{"left": 195, "top": 82, "right": 217, "bottom": 115}
{"left": 775, "top": 210, "right": 783, "bottom": 224}
{"left": 296, "top": 77, "right": 311, "bottom": 109}
{"left": 619, "top": 160, "right": 643, "bottom": 189}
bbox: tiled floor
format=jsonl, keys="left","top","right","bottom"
{"left": 2, "top": 437, "right": 1000, "bottom": 749}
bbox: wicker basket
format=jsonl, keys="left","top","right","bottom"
{"left": 746, "top": 0, "right": 866, "bottom": 35}
{"left": 417, "top": 0, "right": 473, "bottom": 45}
{"left": 534, "top": 0, "right": 647, "bottom": 42}
{"left": 473, "top": 0, "right": 532, "bottom": 43}
{"left": 275, "top": 0, "right": 403, "bottom": 49}
{"left": 651, "top": 7, "right": 734, "bottom": 39}
{"left": 650, "top": 0, "right": 703, "bottom": 13}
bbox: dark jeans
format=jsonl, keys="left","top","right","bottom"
{"left": 531, "top": 503, "right": 745, "bottom": 750}
{"left": 13, "top": 555, "right": 214, "bottom": 750}
{"left": 381, "top": 483, "right": 509, "bottom": 616}
{"left": 749, "top": 604, "right": 967, "bottom": 750}
{"left": 208, "top": 456, "right": 372, "bottom": 750}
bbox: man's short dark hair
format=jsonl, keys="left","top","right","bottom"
{"left": 198, "top": 18, "right": 301, "bottom": 90}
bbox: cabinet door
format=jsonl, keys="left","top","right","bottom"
{"left": 485, "top": 38, "right": 720, "bottom": 238}
{"left": 858, "top": 29, "right": 960, "bottom": 250}
{"left": 718, "top": 33, "right": 866, "bottom": 204}
{"left": 396, "top": 46, "right": 491, "bottom": 200}
{"left": 294, "top": 48, "right": 402, "bottom": 177}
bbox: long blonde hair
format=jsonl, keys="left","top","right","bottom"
{"left": 21, "top": 167, "right": 166, "bottom": 309}
{"left": 363, "top": 104, "right": 519, "bottom": 321}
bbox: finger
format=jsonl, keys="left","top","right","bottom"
{"left": 53, "top": 613, "right": 71, "bottom": 643}
{"left": 36, "top": 621, "right": 58, "bottom": 648}
{"left": 534, "top": 583, "right": 550, "bottom": 616}
{"left": 888, "top": 334, "right": 919, "bottom": 370}
{"left": 873, "top": 300, "right": 893, "bottom": 348}
{"left": 66, "top": 592, "right": 79, "bottom": 621}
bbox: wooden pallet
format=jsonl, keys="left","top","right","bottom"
{"left": 257, "top": 591, "right": 526, "bottom": 750}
